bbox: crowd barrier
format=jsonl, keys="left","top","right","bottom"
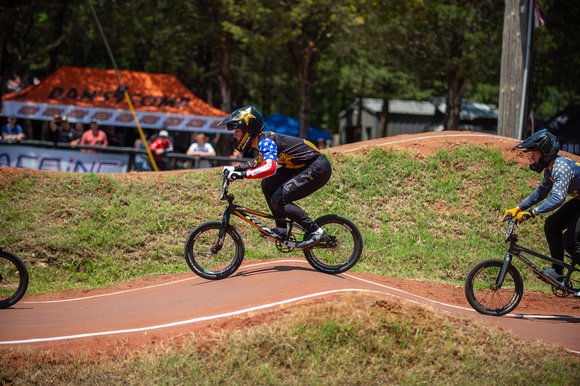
{"left": 0, "top": 139, "right": 251, "bottom": 173}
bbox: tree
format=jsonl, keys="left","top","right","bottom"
{"left": 530, "top": 0, "right": 580, "bottom": 116}
{"left": 223, "top": 0, "right": 365, "bottom": 139}
{"left": 392, "top": 0, "right": 504, "bottom": 131}
{"left": 0, "top": 0, "right": 75, "bottom": 138}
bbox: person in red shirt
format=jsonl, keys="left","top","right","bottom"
{"left": 149, "top": 130, "right": 174, "bottom": 170}
{"left": 80, "top": 120, "right": 109, "bottom": 153}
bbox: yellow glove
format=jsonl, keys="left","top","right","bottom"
{"left": 502, "top": 206, "right": 520, "bottom": 221}
{"left": 516, "top": 210, "right": 535, "bottom": 222}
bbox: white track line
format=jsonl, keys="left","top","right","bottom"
{"left": 23, "top": 276, "right": 199, "bottom": 303}
{"left": 343, "top": 273, "right": 580, "bottom": 320}
{"left": 22, "top": 260, "right": 303, "bottom": 304}
{"left": 1, "top": 288, "right": 385, "bottom": 345}
{"left": 7, "top": 259, "right": 580, "bottom": 355}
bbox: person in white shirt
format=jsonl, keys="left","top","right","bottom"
{"left": 186, "top": 133, "right": 216, "bottom": 168}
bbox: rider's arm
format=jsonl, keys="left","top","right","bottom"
{"left": 518, "top": 168, "right": 552, "bottom": 212}
{"left": 234, "top": 138, "right": 278, "bottom": 179}
{"left": 526, "top": 158, "right": 573, "bottom": 216}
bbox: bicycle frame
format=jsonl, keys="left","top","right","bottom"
{"left": 495, "top": 219, "right": 578, "bottom": 293}
{"left": 214, "top": 172, "right": 307, "bottom": 250}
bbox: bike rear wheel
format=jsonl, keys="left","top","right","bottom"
{"left": 303, "top": 214, "right": 363, "bottom": 274}
{"left": 464, "top": 258, "right": 523, "bottom": 316}
{"left": 184, "top": 221, "right": 245, "bottom": 280}
{"left": 0, "top": 249, "right": 29, "bottom": 309}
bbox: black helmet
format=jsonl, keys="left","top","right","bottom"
{"left": 514, "top": 129, "right": 560, "bottom": 172}
{"left": 217, "top": 106, "right": 264, "bottom": 153}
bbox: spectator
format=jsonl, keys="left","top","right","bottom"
{"left": 80, "top": 120, "right": 108, "bottom": 153}
{"left": 133, "top": 132, "right": 151, "bottom": 171}
{"left": 149, "top": 130, "right": 174, "bottom": 170}
{"left": 66, "top": 122, "right": 85, "bottom": 148}
{"left": 229, "top": 149, "right": 243, "bottom": 166}
{"left": 74, "top": 122, "right": 85, "bottom": 138}
{"left": 2, "top": 116, "right": 25, "bottom": 141}
{"left": 48, "top": 115, "right": 78, "bottom": 146}
{"left": 186, "top": 133, "right": 216, "bottom": 168}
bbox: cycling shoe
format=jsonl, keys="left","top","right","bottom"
{"left": 543, "top": 268, "right": 565, "bottom": 282}
{"left": 297, "top": 230, "right": 329, "bottom": 248}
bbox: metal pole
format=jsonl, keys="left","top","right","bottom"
{"left": 87, "top": 0, "right": 159, "bottom": 171}
{"left": 517, "top": 0, "right": 534, "bottom": 141}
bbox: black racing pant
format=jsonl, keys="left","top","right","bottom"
{"left": 544, "top": 198, "right": 580, "bottom": 274}
{"left": 261, "top": 154, "right": 331, "bottom": 233}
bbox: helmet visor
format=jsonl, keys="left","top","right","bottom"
{"left": 227, "top": 122, "right": 242, "bottom": 131}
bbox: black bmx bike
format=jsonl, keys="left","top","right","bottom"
{"left": 0, "top": 248, "right": 29, "bottom": 309}
{"left": 464, "top": 215, "right": 579, "bottom": 316}
{"left": 184, "top": 171, "right": 363, "bottom": 280}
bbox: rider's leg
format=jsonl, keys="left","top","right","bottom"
{"left": 562, "top": 199, "right": 580, "bottom": 266}
{"left": 262, "top": 169, "right": 294, "bottom": 229}
{"left": 264, "top": 155, "right": 331, "bottom": 234}
{"left": 545, "top": 199, "right": 580, "bottom": 274}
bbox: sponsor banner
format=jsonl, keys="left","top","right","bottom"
{"left": 2, "top": 101, "right": 228, "bottom": 134}
{"left": 0, "top": 145, "right": 130, "bottom": 173}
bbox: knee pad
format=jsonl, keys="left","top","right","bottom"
{"left": 270, "top": 193, "right": 283, "bottom": 211}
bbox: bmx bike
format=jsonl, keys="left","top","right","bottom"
{"left": 0, "top": 248, "right": 29, "bottom": 309}
{"left": 464, "top": 215, "right": 579, "bottom": 316}
{"left": 184, "top": 171, "right": 363, "bottom": 280}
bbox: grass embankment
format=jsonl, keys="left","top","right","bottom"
{"left": 1, "top": 145, "right": 579, "bottom": 384}
{"left": 0, "top": 145, "right": 552, "bottom": 292}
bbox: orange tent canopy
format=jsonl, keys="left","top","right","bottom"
{"left": 1, "top": 66, "right": 228, "bottom": 133}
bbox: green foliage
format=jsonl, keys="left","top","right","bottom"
{"left": 3, "top": 0, "right": 576, "bottom": 135}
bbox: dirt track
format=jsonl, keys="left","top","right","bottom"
{"left": 1, "top": 132, "right": 579, "bottom": 357}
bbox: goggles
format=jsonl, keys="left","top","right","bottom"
{"left": 226, "top": 122, "right": 242, "bottom": 130}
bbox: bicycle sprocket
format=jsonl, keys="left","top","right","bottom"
{"left": 276, "top": 234, "right": 296, "bottom": 253}
{"left": 552, "top": 278, "right": 577, "bottom": 298}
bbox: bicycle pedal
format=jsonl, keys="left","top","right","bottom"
{"left": 262, "top": 235, "right": 277, "bottom": 243}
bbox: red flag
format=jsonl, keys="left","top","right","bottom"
{"left": 534, "top": 1, "right": 546, "bottom": 28}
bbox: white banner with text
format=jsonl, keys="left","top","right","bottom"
{"left": 0, "top": 145, "right": 130, "bottom": 173}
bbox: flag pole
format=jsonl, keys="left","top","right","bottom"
{"left": 87, "top": 0, "right": 159, "bottom": 171}
{"left": 517, "top": 0, "right": 534, "bottom": 141}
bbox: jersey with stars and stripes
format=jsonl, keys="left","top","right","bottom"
{"left": 234, "top": 131, "right": 322, "bottom": 179}
{"left": 519, "top": 155, "right": 580, "bottom": 216}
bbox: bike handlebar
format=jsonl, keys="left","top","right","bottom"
{"left": 502, "top": 215, "right": 518, "bottom": 243}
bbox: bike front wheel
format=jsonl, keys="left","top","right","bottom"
{"left": 464, "top": 258, "right": 523, "bottom": 316}
{"left": 184, "top": 221, "right": 245, "bottom": 280}
{"left": 0, "top": 249, "right": 29, "bottom": 309}
{"left": 303, "top": 214, "right": 363, "bottom": 274}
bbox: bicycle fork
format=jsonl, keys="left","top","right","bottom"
{"left": 493, "top": 252, "right": 514, "bottom": 290}
{"left": 210, "top": 210, "right": 233, "bottom": 254}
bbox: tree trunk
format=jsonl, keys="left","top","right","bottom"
{"left": 380, "top": 98, "right": 389, "bottom": 137}
{"left": 498, "top": 0, "right": 530, "bottom": 139}
{"left": 298, "top": 74, "right": 311, "bottom": 140}
{"left": 444, "top": 68, "right": 469, "bottom": 131}
{"left": 220, "top": 31, "right": 232, "bottom": 113}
